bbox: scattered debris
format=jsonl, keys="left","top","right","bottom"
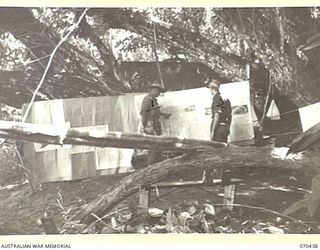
{"left": 0, "top": 143, "right": 319, "bottom": 234}
{"left": 266, "top": 225, "right": 284, "bottom": 234}
{"left": 204, "top": 204, "right": 216, "bottom": 216}
{"left": 271, "top": 147, "right": 304, "bottom": 161}
{"left": 148, "top": 207, "right": 164, "bottom": 218}
{"left": 60, "top": 201, "right": 318, "bottom": 234}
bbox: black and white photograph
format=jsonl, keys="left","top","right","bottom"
{"left": 0, "top": 6, "right": 320, "bottom": 240}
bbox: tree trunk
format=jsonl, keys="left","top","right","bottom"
{"left": 0, "top": 121, "right": 226, "bottom": 152}
{"left": 1, "top": 121, "right": 319, "bottom": 227}
{"left": 73, "top": 146, "right": 320, "bottom": 225}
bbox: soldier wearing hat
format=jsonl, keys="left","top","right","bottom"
{"left": 207, "top": 80, "right": 232, "bottom": 143}
{"left": 140, "top": 82, "right": 171, "bottom": 165}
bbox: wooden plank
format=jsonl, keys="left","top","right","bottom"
{"left": 149, "top": 180, "right": 204, "bottom": 188}
{"left": 148, "top": 178, "right": 243, "bottom": 189}
{"left": 212, "top": 178, "right": 243, "bottom": 184}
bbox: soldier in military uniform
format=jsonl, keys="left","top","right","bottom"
{"left": 140, "top": 82, "right": 171, "bottom": 165}
{"left": 207, "top": 80, "right": 233, "bottom": 185}
{"left": 207, "top": 80, "right": 232, "bottom": 143}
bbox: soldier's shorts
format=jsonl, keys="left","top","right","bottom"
{"left": 213, "top": 125, "right": 229, "bottom": 143}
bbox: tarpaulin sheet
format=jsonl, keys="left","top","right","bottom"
{"left": 23, "top": 96, "right": 136, "bottom": 184}
{"left": 23, "top": 81, "right": 254, "bottom": 184}
{"left": 298, "top": 102, "right": 320, "bottom": 132}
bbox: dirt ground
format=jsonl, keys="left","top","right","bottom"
{"left": 0, "top": 144, "right": 319, "bottom": 234}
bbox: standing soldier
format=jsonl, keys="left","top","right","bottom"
{"left": 140, "top": 82, "right": 171, "bottom": 165}
{"left": 207, "top": 80, "right": 232, "bottom": 143}
{"left": 207, "top": 79, "right": 232, "bottom": 185}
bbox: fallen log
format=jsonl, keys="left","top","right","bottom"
{"left": 1, "top": 121, "right": 319, "bottom": 227}
{"left": 73, "top": 146, "right": 320, "bottom": 225}
{"left": 0, "top": 121, "right": 226, "bottom": 151}
{"left": 287, "top": 121, "right": 320, "bottom": 155}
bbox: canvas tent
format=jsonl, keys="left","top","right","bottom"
{"left": 23, "top": 96, "right": 138, "bottom": 184}
{"left": 140, "top": 80, "right": 255, "bottom": 144}
{"left": 23, "top": 81, "right": 255, "bottom": 184}
{"left": 298, "top": 102, "right": 320, "bottom": 132}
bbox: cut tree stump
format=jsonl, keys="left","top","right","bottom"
{"left": 223, "top": 185, "right": 236, "bottom": 211}
{"left": 138, "top": 188, "right": 150, "bottom": 213}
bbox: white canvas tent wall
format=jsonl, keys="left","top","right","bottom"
{"left": 23, "top": 80, "right": 255, "bottom": 184}
{"left": 23, "top": 96, "right": 138, "bottom": 184}
{"left": 134, "top": 81, "right": 255, "bottom": 144}
{"left": 298, "top": 102, "right": 320, "bottom": 132}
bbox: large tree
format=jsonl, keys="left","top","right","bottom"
{"left": 1, "top": 8, "right": 320, "bottom": 231}
{"left": 1, "top": 7, "right": 319, "bottom": 109}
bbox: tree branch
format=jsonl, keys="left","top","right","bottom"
{"left": 76, "top": 13, "right": 128, "bottom": 92}
{"left": 21, "top": 8, "right": 89, "bottom": 122}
